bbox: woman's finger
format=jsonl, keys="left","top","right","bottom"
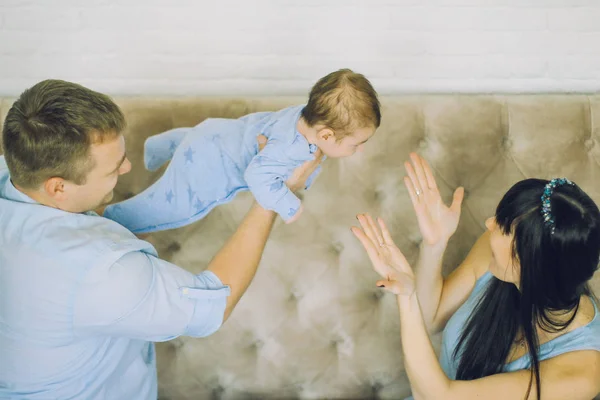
{"left": 353, "top": 227, "right": 408, "bottom": 281}
{"left": 357, "top": 214, "right": 380, "bottom": 247}
{"left": 403, "top": 176, "right": 420, "bottom": 208}
{"left": 365, "top": 214, "right": 384, "bottom": 246}
{"left": 377, "top": 217, "right": 395, "bottom": 246}
{"left": 421, "top": 157, "right": 439, "bottom": 192}
{"left": 351, "top": 226, "right": 384, "bottom": 268}
{"left": 404, "top": 161, "right": 423, "bottom": 199}
{"left": 376, "top": 276, "right": 413, "bottom": 296}
{"left": 409, "top": 153, "right": 429, "bottom": 192}
{"left": 450, "top": 186, "right": 465, "bottom": 213}
{"left": 376, "top": 279, "right": 399, "bottom": 292}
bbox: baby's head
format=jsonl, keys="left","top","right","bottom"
{"left": 301, "top": 69, "right": 380, "bottom": 158}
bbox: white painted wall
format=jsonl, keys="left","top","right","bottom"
{"left": 1, "top": 0, "right": 599, "bottom": 96}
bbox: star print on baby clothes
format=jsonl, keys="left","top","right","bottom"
{"left": 184, "top": 147, "right": 195, "bottom": 164}
{"left": 187, "top": 185, "right": 195, "bottom": 203}
{"left": 269, "top": 180, "right": 283, "bottom": 192}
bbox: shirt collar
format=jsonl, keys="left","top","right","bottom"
{"left": 3, "top": 178, "right": 39, "bottom": 204}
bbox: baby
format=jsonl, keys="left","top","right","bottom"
{"left": 103, "top": 69, "right": 381, "bottom": 233}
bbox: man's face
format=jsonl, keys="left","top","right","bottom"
{"left": 61, "top": 134, "right": 131, "bottom": 213}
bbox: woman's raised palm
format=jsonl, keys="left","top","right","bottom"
{"left": 404, "top": 153, "right": 464, "bottom": 246}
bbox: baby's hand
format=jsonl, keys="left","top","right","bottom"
{"left": 285, "top": 204, "right": 304, "bottom": 224}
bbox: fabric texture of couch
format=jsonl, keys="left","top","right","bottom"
{"left": 1, "top": 95, "right": 599, "bottom": 399}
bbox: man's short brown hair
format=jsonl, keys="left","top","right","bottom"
{"left": 2, "top": 79, "right": 126, "bottom": 189}
{"left": 301, "top": 69, "right": 381, "bottom": 137}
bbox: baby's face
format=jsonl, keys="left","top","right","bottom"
{"left": 318, "top": 126, "right": 376, "bottom": 158}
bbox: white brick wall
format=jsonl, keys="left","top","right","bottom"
{"left": 0, "top": 0, "right": 599, "bottom": 96}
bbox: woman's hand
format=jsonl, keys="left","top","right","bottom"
{"left": 404, "top": 152, "right": 464, "bottom": 247}
{"left": 352, "top": 213, "right": 416, "bottom": 296}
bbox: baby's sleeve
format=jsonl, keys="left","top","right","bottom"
{"left": 243, "top": 141, "right": 301, "bottom": 222}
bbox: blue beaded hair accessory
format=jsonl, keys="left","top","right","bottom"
{"left": 541, "top": 178, "right": 574, "bottom": 235}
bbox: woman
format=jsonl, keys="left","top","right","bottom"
{"left": 352, "top": 153, "right": 600, "bottom": 400}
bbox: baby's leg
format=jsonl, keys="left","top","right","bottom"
{"left": 144, "top": 127, "right": 190, "bottom": 171}
{"left": 104, "top": 134, "right": 246, "bottom": 234}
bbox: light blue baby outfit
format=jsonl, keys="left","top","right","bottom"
{"left": 405, "top": 270, "right": 600, "bottom": 399}
{"left": 103, "top": 104, "right": 322, "bottom": 233}
{"left": 0, "top": 156, "right": 230, "bottom": 399}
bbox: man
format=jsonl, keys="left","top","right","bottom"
{"left": 0, "top": 79, "right": 322, "bottom": 399}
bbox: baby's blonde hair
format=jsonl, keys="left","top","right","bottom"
{"left": 301, "top": 69, "right": 381, "bottom": 138}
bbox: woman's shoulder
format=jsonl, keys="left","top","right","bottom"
{"left": 583, "top": 295, "right": 600, "bottom": 333}
{"left": 546, "top": 295, "right": 600, "bottom": 354}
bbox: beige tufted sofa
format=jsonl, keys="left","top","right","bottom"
{"left": 1, "top": 95, "right": 600, "bottom": 400}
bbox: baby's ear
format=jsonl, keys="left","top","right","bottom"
{"left": 317, "top": 128, "right": 335, "bottom": 141}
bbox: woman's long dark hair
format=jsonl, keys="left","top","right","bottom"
{"left": 453, "top": 178, "right": 600, "bottom": 400}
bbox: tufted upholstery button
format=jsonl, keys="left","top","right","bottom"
{"left": 251, "top": 339, "right": 264, "bottom": 350}
{"left": 166, "top": 242, "right": 181, "bottom": 253}
{"left": 331, "top": 241, "right": 344, "bottom": 254}
{"left": 211, "top": 385, "right": 225, "bottom": 399}
{"left": 372, "top": 290, "right": 385, "bottom": 301}
{"left": 371, "top": 381, "right": 383, "bottom": 393}
{"left": 288, "top": 291, "right": 300, "bottom": 303}
{"left": 501, "top": 136, "right": 512, "bottom": 151}
{"left": 408, "top": 233, "right": 422, "bottom": 247}
{"left": 165, "top": 338, "right": 185, "bottom": 356}
{"left": 371, "top": 190, "right": 384, "bottom": 202}
{"left": 585, "top": 139, "right": 595, "bottom": 151}
{"left": 330, "top": 336, "right": 354, "bottom": 356}
{"left": 330, "top": 338, "right": 341, "bottom": 349}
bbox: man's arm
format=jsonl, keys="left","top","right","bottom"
{"left": 206, "top": 202, "right": 276, "bottom": 321}
{"left": 93, "top": 135, "right": 322, "bottom": 327}
{"left": 208, "top": 139, "right": 323, "bottom": 321}
{"left": 75, "top": 149, "right": 322, "bottom": 339}
{"left": 73, "top": 251, "right": 230, "bottom": 340}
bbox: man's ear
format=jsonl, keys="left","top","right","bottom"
{"left": 317, "top": 128, "right": 335, "bottom": 141}
{"left": 44, "top": 177, "right": 68, "bottom": 201}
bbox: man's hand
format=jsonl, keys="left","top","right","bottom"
{"left": 256, "top": 134, "right": 324, "bottom": 194}
{"left": 286, "top": 152, "right": 323, "bottom": 193}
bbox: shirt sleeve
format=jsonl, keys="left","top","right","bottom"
{"left": 72, "top": 251, "right": 230, "bottom": 341}
{"left": 243, "top": 141, "right": 302, "bottom": 222}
